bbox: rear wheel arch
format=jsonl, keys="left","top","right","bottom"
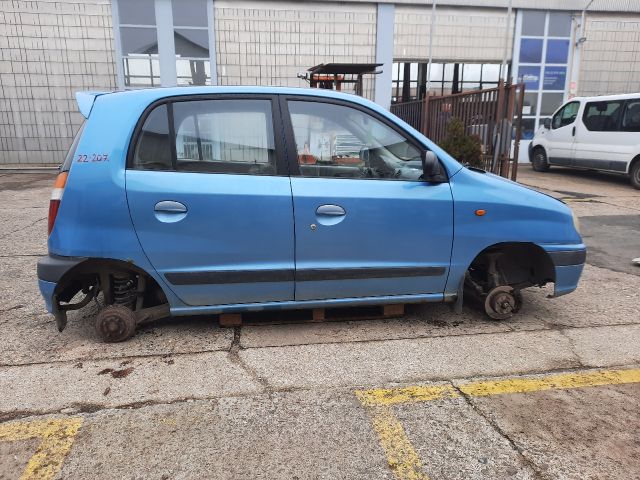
{"left": 53, "top": 258, "right": 167, "bottom": 314}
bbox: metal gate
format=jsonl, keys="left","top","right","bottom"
{"left": 391, "top": 80, "right": 525, "bottom": 181}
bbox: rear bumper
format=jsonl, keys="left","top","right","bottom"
{"left": 37, "top": 254, "right": 87, "bottom": 314}
{"left": 528, "top": 142, "right": 534, "bottom": 162}
{"left": 38, "top": 279, "right": 57, "bottom": 313}
{"left": 37, "top": 254, "right": 87, "bottom": 283}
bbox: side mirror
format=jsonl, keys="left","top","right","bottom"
{"left": 543, "top": 118, "right": 551, "bottom": 129}
{"left": 421, "top": 150, "right": 440, "bottom": 180}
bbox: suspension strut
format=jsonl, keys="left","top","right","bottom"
{"left": 112, "top": 272, "right": 137, "bottom": 308}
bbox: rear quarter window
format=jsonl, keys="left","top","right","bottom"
{"left": 61, "top": 123, "right": 85, "bottom": 172}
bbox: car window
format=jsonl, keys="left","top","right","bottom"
{"left": 552, "top": 101, "right": 579, "bottom": 129}
{"left": 287, "top": 101, "right": 423, "bottom": 181}
{"left": 172, "top": 99, "right": 276, "bottom": 175}
{"left": 132, "top": 104, "right": 173, "bottom": 171}
{"left": 62, "top": 122, "right": 86, "bottom": 171}
{"left": 582, "top": 100, "right": 623, "bottom": 132}
{"left": 621, "top": 100, "right": 640, "bottom": 132}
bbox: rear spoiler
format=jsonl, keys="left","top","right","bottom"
{"left": 75, "top": 91, "right": 109, "bottom": 118}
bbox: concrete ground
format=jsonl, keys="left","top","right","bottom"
{"left": 0, "top": 167, "right": 639, "bottom": 480}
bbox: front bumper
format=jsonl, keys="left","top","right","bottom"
{"left": 528, "top": 142, "right": 534, "bottom": 162}
{"left": 546, "top": 247, "right": 587, "bottom": 297}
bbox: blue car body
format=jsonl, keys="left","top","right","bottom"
{"left": 38, "top": 86, "right": 585, "bottom": 332}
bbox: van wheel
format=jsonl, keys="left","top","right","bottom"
{"left": 630, "top": 161, "right": 640, "bottom": 190}
{"left": 95, "top": 305, "right": 137, "bottom": 343}
{"left": 532, "top": 148, "right": 550, "bottom": 172}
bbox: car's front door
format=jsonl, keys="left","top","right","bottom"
{"left": 546, "top": 101, "right": 580, "bottom": 166}
{"left": 282, "top": 97, "right": 454, "bottom": 301}
{"left": 126, "top": 95, "right": 295, "bottom": 306}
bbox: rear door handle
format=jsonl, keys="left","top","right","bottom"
{"left": 316, "top": 204, "right": 346, "bottom": 216}
{"left": 572, "top": 126, "right": 576, "bottom": 136}
{"left": 154, "top": 200, "right": 187, "bottom": 213}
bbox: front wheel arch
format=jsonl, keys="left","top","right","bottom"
{"left": 462, "top": 242, "right": 556, "bottom": 306}
{"left": 629, "top": 155, "right": 640, "bottom": 189}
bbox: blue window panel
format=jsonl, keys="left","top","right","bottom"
{"left": 519, "top": 38, "right": 543, "bottom": 64}
{"left": 519, "top": 66, "right": 541, "bottom": 90}
{"left": 546, "top": 39, "right": 570, "bottom": 64}
{"left": 543, "top": 66, "right": 567, "bottom": 91}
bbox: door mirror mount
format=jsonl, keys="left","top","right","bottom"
{"left": 543, "top": 118, "right": 551, "bottom": 130}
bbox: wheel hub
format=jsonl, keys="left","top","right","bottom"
{"left": 484, "top": 286, "right": 518, "bottom": 320}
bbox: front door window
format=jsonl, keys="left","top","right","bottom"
{"left": 287, "top": 101, "right": 424, "bottom": 181}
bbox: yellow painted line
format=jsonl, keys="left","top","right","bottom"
{"left": 355, "top": 384, "right": 458, "bottom": 407}
{"left": 355, "top": 368, "right": 640, "bottom": 480}
{"left": 458, "top": 367, "right": 640, "bottom": 398}
{"left": 0, "top": 417, "right": 83, "bottom": 480}
{"left": 363, "top": 404, "right": 429, "bottom": 480}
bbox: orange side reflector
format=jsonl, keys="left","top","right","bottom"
{"left": 475, "top": 209, "right": 486, "bottom": 216}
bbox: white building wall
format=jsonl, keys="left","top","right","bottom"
{"left": 394, "top": 5, "right": 514, "bottom": 62}
{"left": 0, "top": 0, "right": 116, "bottom": 165}
{"left": 578, "top": 13, "right": 640, "bottom": 96}
{"left": 214, "top": 0, "right": 377, "bottom": 99}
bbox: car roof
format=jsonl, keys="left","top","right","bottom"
{"left": 95, "top": 85, "right": 380, "bottom": 109}
{"left": 570, "top": 92, "right": 640, "bottom": 102}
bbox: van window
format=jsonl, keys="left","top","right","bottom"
{"left": 551, "top": 101, "right": 579, "bottom": 129}
{"left": 287, "top": 101, "right": 423, "bottom": 181}
{"left": 621, "top": 100, "right": 640, "bottom": 132}
{"left": 582, "top": 101, "right": 623, "bottom": 131}
{"left": 132, "top": 104, "right": 172, "bottom": 170}
{"left": 172, "top": 99, "right": 276, "bottom": 175}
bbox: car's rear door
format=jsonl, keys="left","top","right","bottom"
{"left": 126, "top": 95, "right": 295, "bottom": 307}
{"left": 281, "top": 96, "right": 453, "bottom": 301}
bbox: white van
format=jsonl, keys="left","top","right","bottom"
{"left": 529, "top": 92, "right": 640, "bottom": 189}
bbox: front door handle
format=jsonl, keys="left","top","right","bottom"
{"left": 154, "top": 200, "right": 187, "bottom": 213}
{"left": 572, "top": 126, "right": 576, "bottom": 136}
{"left": 316, "top": 204, "right": 346, "bottom": 216}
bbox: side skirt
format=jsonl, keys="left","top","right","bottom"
{"left": 170, "top": 293, "right": 445, "bottom": 316}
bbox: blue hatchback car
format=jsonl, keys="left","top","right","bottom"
{"left": 37, "top": 86, "right": 586, "bottom": 342}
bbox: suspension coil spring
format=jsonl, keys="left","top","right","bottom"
{"left": 112, "top": 272, "right": 137, "bottom": 307}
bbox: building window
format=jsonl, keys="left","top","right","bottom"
{"left": 117, "top": 0, "right": 160, "bottom": 88}
{"left": 515, "top": 10, "right": 573, "bottom": 139}
{"left": 173, "top": 0, "right": 211, "bottom": 86}
{"left": 391, "top": 62, "right": 506, "bottom": 104}
{"left": 115, "top": 0, "right": 214, "bottom": 89}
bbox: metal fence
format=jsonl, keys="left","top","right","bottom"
{"left": 391, "top": 81, "right": 525, "bottom": 181}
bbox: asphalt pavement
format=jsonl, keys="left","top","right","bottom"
{"left": 0, "top": 168, "right": 639, "bottom": 480}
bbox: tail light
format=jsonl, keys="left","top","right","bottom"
{"left": 48, "top": 171, "right": 68, "bottom": 235}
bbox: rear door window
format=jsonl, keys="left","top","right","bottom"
{"left": 582, "top": 100, "right": 623, "bottom": 131}
{"left": 621, "top": 100, "right": 640, "bottom": 132}
{"left": 132, "top": 104, "right": 172, "bottom": 170}
{"left": 172, "top": 99, "right": 277, "bottom": 175}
